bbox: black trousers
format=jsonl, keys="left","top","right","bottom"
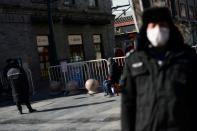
{"left": 16, "top": 101, "right": 33, "bottom": 112}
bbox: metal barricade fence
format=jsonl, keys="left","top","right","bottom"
{"left": 48, "top": 58, "right": 126, "bottom": 89}
{"left": 113, "top": 56, "right": 126, "bottom": 67}
{"left": 86, "top": 59, "right": 108, "bottom": 85}
{"left": 48, "top": 60, "right": 108, "bottom": 89}
{"left": 48, "top": 65, "right": 63, "bottom": 84}
{"left": 48, "top": 63, "right": 90, "bottom": 89}
{"left": 63, "top": 62, "right": 90, "bottom": 88}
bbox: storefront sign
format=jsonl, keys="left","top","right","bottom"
{"left": 68, "top": 35, "right": 82, "bottom": 45}
{"left": 36, "top": 36, "right": 49, "bottom": 46}
{"left": 93, "top": 35, "right": 101, "bottom": 43}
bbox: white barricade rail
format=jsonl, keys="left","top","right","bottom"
{"left": 48, "top": 63, "right": 90, "bottom": 89}
{"left": 48, "top": 59, "right": 108, "bottom": 89}
{"left": 48, "top": 58, "right": 126, "bottom": 90}
{"left": 86, "top": 59, "right": 108, "bottom": 85}
{"left": 48, "top": 65, "right": 64, "bottom": 87}
{"left": 113, "top": 56, "right": 126, "bottom": 67}
{"left": 62, "top": 62, "right": 90, "bottom": 88}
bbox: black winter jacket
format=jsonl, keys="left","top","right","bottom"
{"left": 121, "top": 45, "right": 197, "bottom": 131}
{"left": 5, "top": 65, "right": 30, "bottom": 103}
{"left": 109, "top": 61, "right": 121, "bottom": 84}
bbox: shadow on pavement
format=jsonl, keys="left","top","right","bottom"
{"left": 0, "top": 91, "right": 86, "bottom": 107}
{"left": 0, "top": 88, "right": 88, "bottom": 108}
{"left": 0, "top": 114, "right": 120, "bottom": 124}
{"left": 0, "top": 80, "right": 106, "bottom": 108}
{"left": 74, "top": 96, "right": 88, "bottom": 99}
{"left": 36, "top": 100, "right": 116, "bottom": 113}
{"left": 0, "top": 92, "right": 88, "bottom": 108}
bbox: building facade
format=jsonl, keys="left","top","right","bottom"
{"left": 114, "top": 16, "right": 137, "bottom": 55}
{"left": 131, "top": 0, "right": 197, "bottom": 45}
{"left": 112, "top": 0, "right": 137, "bottom": 56}
{"left": 0, "top": 0, "right": 115, "bottom": 80}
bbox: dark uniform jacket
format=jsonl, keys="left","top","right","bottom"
{"left": 5, "top": 65, "right": 29, "bottom": 103}
{"left": 109, "top": 61, "right": 121, "bottom": 84}
{"left": 121, "top": 44, "right": 197, "bottom": 131}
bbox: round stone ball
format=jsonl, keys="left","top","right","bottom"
{"left": 85, "top": 79, "right": 99, "bottom": 94}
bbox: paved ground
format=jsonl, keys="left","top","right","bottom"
{"left": 0, "top": 93, "right": 121, "bottom": 131}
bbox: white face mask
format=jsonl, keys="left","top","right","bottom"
{"left": 146, "top": 26, "right": 170, "bottom": 47}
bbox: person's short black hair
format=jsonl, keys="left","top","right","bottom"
{"left": 6, "top": 58, "right": 18, "bottom": 65}
{"left": 6, "top": 58, "right": 14, "bottom": 63}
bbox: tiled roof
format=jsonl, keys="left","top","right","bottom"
{"left": 114, "top": 16, "right": 135, "bottom": 27}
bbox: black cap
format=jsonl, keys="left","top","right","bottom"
{"left": 6, "top": 58, "right": 14, "bottom": 63}
{"left": 142, "top": 7, "right": 173, "bottom": 25}
{"left": 6, "top": 58, "right": 18, "bottom": 65}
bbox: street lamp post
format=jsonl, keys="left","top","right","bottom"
{"left": 47, "top": 0, "right": 58, "bottom": 66}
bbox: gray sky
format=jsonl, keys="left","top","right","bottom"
{"left": 112, "top": 0, "right": 132, "bottom": 17}
{"left": 112, "top": 0, "right": 130, "bottom": 7}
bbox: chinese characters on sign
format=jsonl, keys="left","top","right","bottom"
{"left": 68, "top": 35, "right": 82, "bottom": 45}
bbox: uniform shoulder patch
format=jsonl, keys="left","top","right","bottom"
{"left": 132, "top": 62, "right": 143, "bottom": 68}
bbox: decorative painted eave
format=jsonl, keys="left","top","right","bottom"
{"left": 114, "top": 16, "right": 135, "bottom": 27}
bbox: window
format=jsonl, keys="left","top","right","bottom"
{"left": 93, "top": 35, "right": 102, "bottom": 59}
{"left": 89, "top": 0, "right": 98, "bottom": 7}
{"left": 63, "top": 0, "right": 75, "bottom": 6}
{"left": 37, "top": 36, "right": 49, "bottom": 46}
{"left": 68, "top": 35, "right": 84, "bottom": 62}
{"left": 69, "top": 45, "right": 84, "bottom": 62}
{"left": 31, "top": 0, "right": 47, "bottom": 3}
{"left": 0, "top": 0, "right": 20, "bottom": 4}
{"left": 152, "top": 0, "right": 167, "bottom": 6}
{"left": 180, "top": 3, "right": 187, "bottom": 18}
{"left": 189, "top": 6, "right": 195, "bottom": 19}
{"left": 36, "top": 35, "right": 50, "bottom": 78}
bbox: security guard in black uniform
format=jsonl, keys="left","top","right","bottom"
{"left": 121, "top": 7, "right": 197, "bottom": 131}
{"left": 4, "top": 59, "right": 37, "bottom": 114}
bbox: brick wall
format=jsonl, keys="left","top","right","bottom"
{"left": 0, "top": 15, "right": 40, "bottom": 85}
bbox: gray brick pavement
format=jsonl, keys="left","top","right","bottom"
{"left": 0, "top": 93, "right": 121, "bottom": 131}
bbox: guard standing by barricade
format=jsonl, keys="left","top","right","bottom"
{"left": 4, "top": 59, "right": 36, "bottom": 114}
